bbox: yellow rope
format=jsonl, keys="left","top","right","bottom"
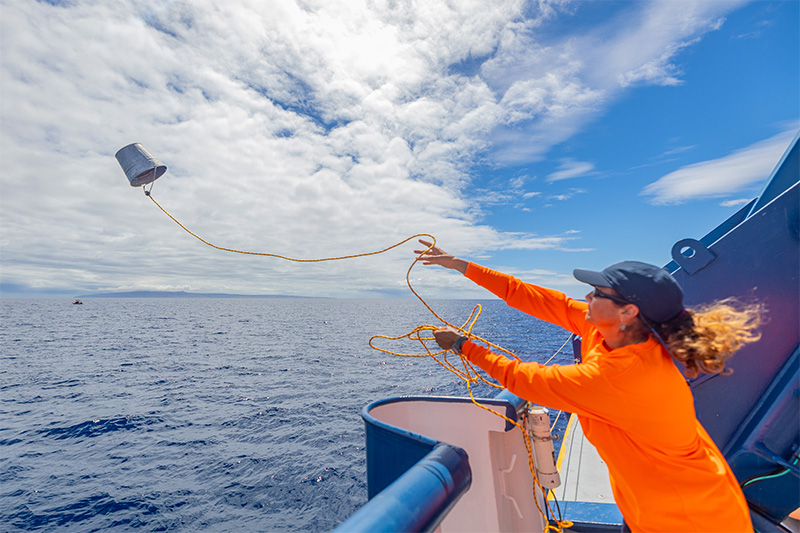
{"left": 145, "top": 191, "right": 572, "bottom": 532}
{"left": 147, "top": 193, "right": 433, "bottom": 263}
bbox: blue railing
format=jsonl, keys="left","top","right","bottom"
{"left": 333, "top": 443, "right": 471, "bottom": 533}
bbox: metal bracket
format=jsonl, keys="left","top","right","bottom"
{"left": 671, "top": 238, "right": 718, "bottom": 275}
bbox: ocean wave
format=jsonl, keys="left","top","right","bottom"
{"left": 38, "top": 415, "right": 164, "bottom": 441}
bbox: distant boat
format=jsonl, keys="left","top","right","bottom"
{"left": 72, "top": 300, "right": 83, "bottom": 305}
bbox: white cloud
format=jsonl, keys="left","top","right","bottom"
{"left": 658, "top": 145, "right": 698, "bottom": 158}
{"left": 547, "top": 188, "right": 587, "bottom": 201}
{"left": 546, "top": 159, "right": 595, "bottom": 182}
{"left": 483, "top": 0, "right": 746, "bottom": 164}
{"left": 586, "top": 1, "right": 735, "bottom": 88}
{"left": 0, "top": 0, "right": 561, "bottom": 296}
{"left": 642, "top": 129, "right": 797, "bottom": 204}
{"left": 719, "top": 198, "right": 752, "bottom": 208}
{"left": 0, "top": 0, "right": 760, "bottom": 296}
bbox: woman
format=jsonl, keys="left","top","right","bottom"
{"left": 416, "top": 240, "right": 761, "bottom": 532}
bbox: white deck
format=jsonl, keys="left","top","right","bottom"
{"left": 553, "top": 414, "right": 615, "bottom": 505}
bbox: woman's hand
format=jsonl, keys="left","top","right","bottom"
{"left": 433, "top": 327, "right": 463, "bottom": 351}
{"left": 414, "top": 240, "right": 469, "bottom": 274}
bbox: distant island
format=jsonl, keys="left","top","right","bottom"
{"left": 74, "top": 290, "right": 313, "bottom": 299}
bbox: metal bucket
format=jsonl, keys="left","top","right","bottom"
{"left": 115, "top": 143, "right": 167, "bottom": 187}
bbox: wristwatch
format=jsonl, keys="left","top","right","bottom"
{"left": 452, "top": 335, "right": 469, "bottom": 355}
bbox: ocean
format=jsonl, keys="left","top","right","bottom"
{"left": 1, "top": 297, "right": 573, "bottom": 532}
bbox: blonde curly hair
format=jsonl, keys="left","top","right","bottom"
{"left": 649, "top": 298, "right": 763, "bottom": 378}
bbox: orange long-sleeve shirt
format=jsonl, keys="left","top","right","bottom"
{"left": 462, "top": 263, "right": 752, "bottom": 532}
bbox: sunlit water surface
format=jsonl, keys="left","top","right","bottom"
{"left": 1, "top": 298, "right": 572, "bottom": 531}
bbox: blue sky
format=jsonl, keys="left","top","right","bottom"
{"left": 1, "top": 0, "right": 798, "bottom": 299}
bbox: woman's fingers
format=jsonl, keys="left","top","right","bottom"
{"left": 414, "top": 239, "right": 443, "bottom": 256}
{"left": 413, "top": 239, "right": 467, "bottom": 273}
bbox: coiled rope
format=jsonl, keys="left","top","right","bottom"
{"left": 144, "top": 189, "right": 572, "bottom": 532}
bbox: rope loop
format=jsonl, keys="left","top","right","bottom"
{"left": 144, "top": 192, "right": 572, "bottom": 532}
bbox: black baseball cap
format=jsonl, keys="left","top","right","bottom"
{"left": 573, "top": 261, "right": 684, "bottom": 324}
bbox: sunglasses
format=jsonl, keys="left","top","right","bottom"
{"left": 591, "top": 288, "right": 630, "bottom": 306}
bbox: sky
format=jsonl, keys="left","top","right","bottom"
{"left": 1, "top": 0, "right": 798, "bottom": 300}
